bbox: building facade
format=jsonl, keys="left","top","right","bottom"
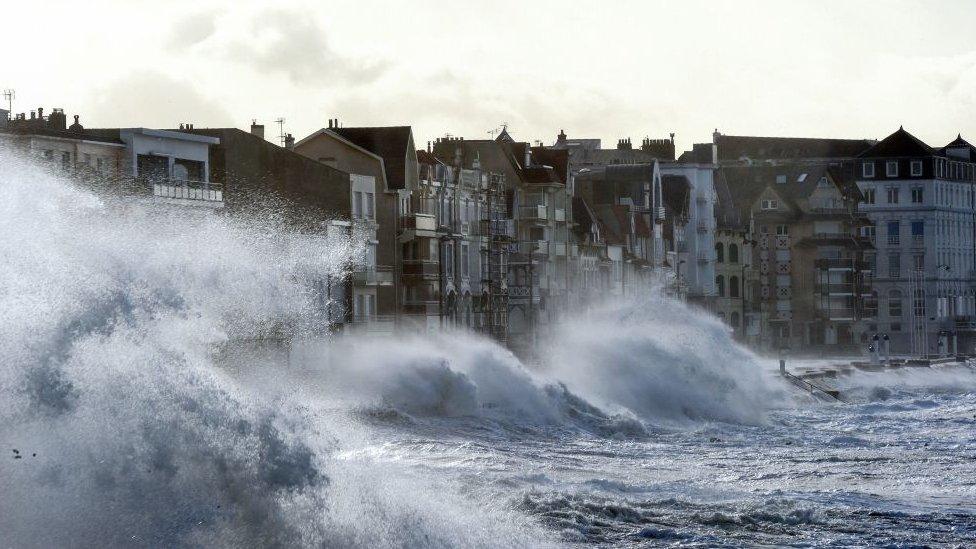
{"left": 856, "top": 127, "right": 976, "bottom": 355}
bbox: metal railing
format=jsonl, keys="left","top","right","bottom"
{"left": 149, "top": 178, "right": 223, "bottom": 202}
{"left": 351, "top": 265, "right": 394, "bottom": 285}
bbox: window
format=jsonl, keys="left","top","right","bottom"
{"left": 729, "top": 244, "right": 739, "bottom": 263}
{"left": 887, "top": 186, "right": 899, "bottom": 204}
{"left": 776, "top": 174, "right": 787, "bottom": 184}
{"left": 353, "top": 191, "right": 363, "bottom": 218}
{"left": 761, "top": 199, "right": 778, "bottom": 210}
{"left": 911, "top": 220, "right": 924, "bottom": 238}
{"left": 888, "top": 252, "right": 901, "bottom": 278}
{"left": 776, "top": 225, "right": 789, "bottom": 236}
{"left": 911, "top": 160, "right": 923, "bottom": 176}
{"left": 730, "top": 276, "right": 740, "bottom": 298}
{"left": 863, "top": 162, "right": 875, "bottom": 178}
{"left": 887, "top": 221, "right": 900, "bottom": 245}
{"left": 913, "top": 289, "right": 926, "bottom": 316}
{"left": 797, "top": 173, "right": 808, "bottom": 183}
{"left": 886, "top": 161, "right": 899, "bottom": 177}
{"left": 461, "top": 244, "right": 470, "bottom": 278}
{"left": 715, "top": 243, "right": 724, "bottom": 263}
{"left": 716, "top": 275, "right": 725, "bottom": 297}
{"left": 911, "top": 187, "right": 923, "bottom": 203}
{"left": 862, "top": 225, "right": 876, "bottom": 241}
{"left": 863, "top": 188, "right": 875, "bottom": 204}
{"left": 817, "top": 176, "right": 829, "bottom": 187}
{"left": 365, "top": 192, "right": 374, "bottom": 219}
{"left": 730, "top": 312, "right": 740, "bottom": 328}
{"left": 913, "top": 253, "right": 924, "bottom": 271}
{"left": 889, "top": 290, "right": 903, "bottom": 317}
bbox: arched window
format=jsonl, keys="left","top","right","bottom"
{"left": 729, "top": 276, "right": 740, "bottom": 298}
{"left": 715, "top": 242, "right": 724, "bottom": 263}
{"left": 728, "top": 244, "right": 739, "bottom": 263}
{"left": 730, "top": 311, "right": 740, "bottom": 328}
{"left": 716, "top": 275, "right": 725, "bottom": 297}
{"left": 889, "top": 289, "right": 903, "bottom": 317}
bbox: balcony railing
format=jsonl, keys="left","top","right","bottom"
{"left": 150, "top": 178, "right": 223, "bottom": 203}
{"left": 480, "top": 219, "right": 516, "bottom": 239}
{"left": 399, "top": 213, "right": 437, "bottom": 232}
{"left": 554, "top": 208, "right": 566, "bottom": 222}
{"left": 519, "top": 205, "right": 547, "bottom": 221}
{"left": 815, "top": 258, "right": 868, "bottom": 270}
{"left": 887, "top": 235, "right": 900, "bottom": 246}
{"left": 351, "top": 265, "right": 394, "bottom": 286}
{"left": 516, "top": 240, "right": 549, "bottom": 255}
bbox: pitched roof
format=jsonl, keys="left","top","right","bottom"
{"left": 939, "top": 133, "right": 976, "bottom": 161}
{"left": 1, "top": 125, "right": 124, "bottom": 145}
{"left": 416, "top": 149, "right": 443, "bottom": 166}
{"left": 717, "top": 134, "right": 874, "bottom": 161}
{"left": 333, "top": 126, "right": 413, "bottom": 189}
{"left": 857, "top": 127, "right": 934, "bottom": 158}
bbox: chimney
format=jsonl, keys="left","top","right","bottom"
{"left": 669, "top": 132, "right": 675, "bottom": 145}
{"left": 617, "top": 138, "right": 632, "bottom": 150}
{"left": 557, "top": 129, "right": 566, "bottom": 144}
{"left": 524, "top": 147, "right": 531, "bottom": 168}
{"left": 712, "top": 128, "right": 720, "bottom": 164}
{"left": 250, "top": 119, "right": 265, "bottom": 139}
{"left": 30, "top": 110, "right": 36, "bottom": 120}
{"left": 284, "top": 133, "right": 295, "bottom": 150}
{"left": 48, "top": 108, "right": 67, "bottom": 130}
{"left": 37, "top": 107, "right": 44, "bottom": 119}
{"left": 68, "top": 114, "right": 84, "bottom": 132}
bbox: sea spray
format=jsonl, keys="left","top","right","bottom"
{"left": 541, "top": 296, "right": 784, "bottom": 425}
{"left": 0, "top": 148, "right": 550, "bottom": 548}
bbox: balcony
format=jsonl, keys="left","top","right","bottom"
{"left": 400, "top": 213, "right": 437, "bottom": 232}
{"left": 351, "top": 265, "right": 394, "bottom": 286}
{"left": 552, "top": 242, "right": 567, "bottom": 256}
{"left": 401, "top": 261, "right": 440, "bottom": 277}
{"left": 517, "top": 240, "right": 549, "bottom": 255}
{"left": 150, "top": 178, "right": 223, "bottom": 204}
{"left": 697, "top": 251, "right": 710, "bottom": 263}
{"left": 808, "top": 207, "right": 849, "bottom": 217}
{"left": 480, "top": 219, "right": 515, "bottom": 239}
{"left": 815, "top": 258, "right": 868, "bottom": 270}
{"left": 519, "top": 205, "right": 548, "bottom": 221}
{"left": 554, "top": 208, "right": 566, "bottom": 222}
{"left": 697, "top": 220, "right": 709, "bottom": 233}
{"left": 887, "top": 235, "right": 900, "bottom": 246}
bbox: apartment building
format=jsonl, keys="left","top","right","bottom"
{"left": 724, "top": 164, "right": 872, "bottom": 353}
{"left": 856, "top": 127, "right": 976, "bottom": 355}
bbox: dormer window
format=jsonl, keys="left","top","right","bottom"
{"left": 862, "top": 162, "right": 875, "bottom": 178}
{"left": 886, "top": 161, "right": 899, "bottom": 177}
{"left": 776, "top": 175, "right": 787, "bottom": 184}
{"left": 911, "top": 160, "right": 923, "bottom": 176}
{"left": 761, "top": 199, "right": 778, "bottom": 210}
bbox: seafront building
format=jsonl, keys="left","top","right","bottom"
{"left": 855, "top": 127, "right": 976, "bottom": 355}
{"left": 12, "top": 95, "right": 976, "bottom": 358}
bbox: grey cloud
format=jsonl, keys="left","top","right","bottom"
{"left": 227, "top": 9, "right": 389, "bottom": 86}
{"left": 166, "top": 9, "right": 220, "bottom": 51}
{"left": 86, "top": 70, "right": 235, "bottom": 128}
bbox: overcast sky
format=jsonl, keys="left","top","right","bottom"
{"left": 5, "top": 0, "right": 976, "bottom": 153}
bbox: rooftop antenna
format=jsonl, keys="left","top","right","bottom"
{"left": 3, "top": 89, "right": 14, "bottom": 118}
{"left": 275, "top": 117, "right": 286, "bottom": 146}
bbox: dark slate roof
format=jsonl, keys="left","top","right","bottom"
{"left": 333, "top": 126, "right": 413, "bottom": 189}
{"left": 661, "top": 174, "right": 691, "bottom": 219}
{"left": 857, "top": 127, "right": 934, "bottom": 159}
{"left": 939, "top": 134, "right": 976, "bottom": 161}
{"left": 713, "top": 170, "right": 743, "bottom": 230}
{"left": 719, "top": 163, "right": 858, "bottom": 221}
{"left": 717, "top": 134, "right": 874, "bottom": 161}
{"left": 572, "top": 196, "right": 596, "bottom": 238}
{"left": 529, "top": 146, "right": 569, "bottom": 184}
{"left": 1, "top": 125, "right": 124, "bottom": 144}
{"left": 416, "top": 149, "right": 443, "bottom": 166}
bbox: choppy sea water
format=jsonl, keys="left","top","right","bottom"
{"left": 350, "top": 365, "right": 976, "bottom": 547}
{"left": 2, "top": 147, "right": 974, "bottom": 548}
